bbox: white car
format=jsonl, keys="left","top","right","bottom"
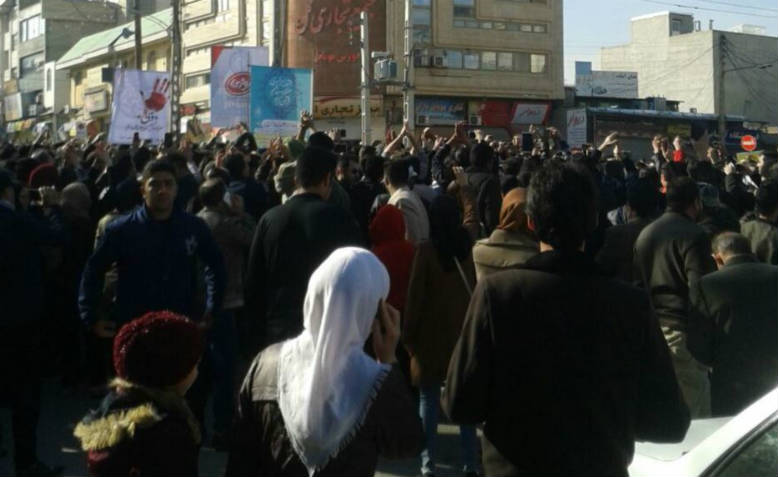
{"left": 629, "top": 387, "right": 778, "bottom": 476}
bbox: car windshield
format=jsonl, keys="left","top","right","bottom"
{"left": 636, "top": 417, "right": 733, "bottom": 462}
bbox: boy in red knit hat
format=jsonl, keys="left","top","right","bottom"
{"left": 74, "top": 311, "right": 204, "bottom": 476}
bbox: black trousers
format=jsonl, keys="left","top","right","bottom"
{"left": 0, "top": 324, "right": 41, "bottom": 470}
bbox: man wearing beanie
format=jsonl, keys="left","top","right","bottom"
{"left": 74, "top": 311, "right": 204, "bottom": 476}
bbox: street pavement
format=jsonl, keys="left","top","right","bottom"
{"left": 1, "top": 380, "right": 479, "bottom": 477}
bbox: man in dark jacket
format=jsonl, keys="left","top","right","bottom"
{"left": 80, "top": 159, "right": 227, "bottom": 333}
{"left": 444, "top": 162, "right": 689, "bottom": 477}
{"left": 596, "top": 177, "right": 659, "bottom": 283}
{"left": 0, "top": 169, "right": 65, "bottom": 476}
{"left": 689, "top": 232, "right": 778, "bottom": 417}
{"left": 634, "top": 176, "right": 717, "bottom": 417}
{"left": 245, "top": 146, "right": 360, "bottom": 350}
{"left": 464, "top": 142, "right": 501, "bottom": 237}
{"left": 350, "top": 149, "right": 387, "bottom": 244}
{"left": 741, "top": 181, "right": 778, "bottom": 265}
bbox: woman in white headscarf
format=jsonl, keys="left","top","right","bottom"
{"left": 226, "top": 247, "right": 423, "bottom": 477}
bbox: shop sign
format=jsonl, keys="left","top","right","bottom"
{"left": 84, "top": 90, "right": 109, "bottom": 113}
{"left": 314, "top": 96, "right": 382, "bottom": 119}
{"left": 415, "top": 97, "right": 466, "bottom": 125}
{"left": 566, "top": 109, "right": 587, "bottom": 148}
{"left": 510, "top": 103, "right": 551, "bottom": 125}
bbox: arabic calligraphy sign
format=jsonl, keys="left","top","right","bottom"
{"left": 313, "top": 96, "right": 382, "bottom": 119}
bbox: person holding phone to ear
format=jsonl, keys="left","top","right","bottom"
{"left": 228, "top": 248, "right": 423, "bottom": 476}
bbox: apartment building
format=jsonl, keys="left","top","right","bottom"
{"left": 179, "top": 0, "right": 273, "bottom": 125}
{"left": 0, "top": 0, "right": 124, "bottom": 136}
{"left": 601, "top": 11, "right": 778, "bottom": 124}
{"left": 56, "top": 8, "right": 172, "bottom": 134}
{"left": 284, "top": 0, "right": 564, "bottom": 138}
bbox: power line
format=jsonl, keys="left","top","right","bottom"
{"left": 640, "top": 0, "right": 778, "bottom": 18}
{"left": 692, "top": 0, "right": 778, "bottom": 12}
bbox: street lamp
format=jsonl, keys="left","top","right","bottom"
{"left": 108, "top": 27, "right": 135, "bottom": 69}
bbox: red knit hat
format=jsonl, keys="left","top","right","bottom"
{"left": 113, "top": 311, "right": 204, "bottom": 388}
{"left": 28, "top": 163, "right": 58, "bottom": 188}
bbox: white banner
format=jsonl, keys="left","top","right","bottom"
{"left": 108, "top": 69, "right": 170, "bottom": 145}
{"left": 210, "top": 46, "right": 269, "bottom": 128}
{"left": 566, "top": 109, "right": 587, "bottom": 148}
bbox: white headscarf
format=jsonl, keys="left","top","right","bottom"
{"left": 278, "top": 247, "right": 391, "bottom": 476}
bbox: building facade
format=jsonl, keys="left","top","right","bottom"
{"left": 0, "top": 0, "right": 124, "bottom": 136}
{"left": 600, "top": 11, "right": 778, "bottom": 125}
{"left": 179, "top": 0, "right": 273, "bottom": 128}
{"left": 56, "top": 8, "right": 172, "bottom": 136}
{"left": 178, "top": 0, "right": 563, "bottom": 140}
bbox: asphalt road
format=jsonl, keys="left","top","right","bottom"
{"left": 1, "top": 380, "right": 480, "bottom": 477}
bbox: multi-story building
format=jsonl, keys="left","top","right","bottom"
{"left": 285, "top": 0, "right": 564, "bottom": 138}
{"left": 600, "top": 11, "right": 778, "bottom": 125}
{"left": 179, "top": 0, "right": 273, "bottom": 126}
{"left": 0, "top": 0, "right": 125, "bottom": 136}
{"left": 56, "top": 8, "right": 172, "bottom": 135}
{"left": 178, "top": 0, "right": 563, "bottom": 140}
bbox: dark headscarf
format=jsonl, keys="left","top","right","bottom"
{"left": 428, "top": 195, "right": 472, "bottom": 271}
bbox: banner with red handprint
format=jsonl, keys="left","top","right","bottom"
{"left": 108, "top": 69, "right": 171, "bottom": 145}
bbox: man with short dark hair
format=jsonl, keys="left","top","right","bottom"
{"left": 223, "top": 152, "right": 268, "bottom": 221}
{"left": 246, "top": 146, "right": 360, "bottom": 350}
{"left": 80, "top": 159, "right": 227, "bottom": 333}
{"left": 464, "top": 142, "right": 501, "bottom": 236}
{"left": 689, "top": 232, "right": 778, "bottom": 416}
{"left": 385, "top": 158, "right": 429, "bottom": 245}
{"left": 635, "top": 176, "right": 717, "bottom": 417}
{"left": 596, "top": 177, "right": 660, "bottom": 283}
{"left": 350, "top": 152, "right": 387, "bottom": 243}
{"left": 445, "top": 162, "right": 689, "bottom": 476}
{"left": 741, "top": 181, "right": 778, "bottom": 265}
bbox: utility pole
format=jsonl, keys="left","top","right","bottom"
{"left": 403, "top": 0, "right": 414, "bottom": 132}
{"left": 360, "top": 11, "right": 370, "bottom": 145}
{"left": 170, "top": 0, "right": 182, "bottom": 136}
{"left": 717, "top": 34, "right": 727, "bottom": 139}
{"left": 134, "top": 0, "right": 142, "bottom": 70}
{"left": 271, "top": 0, "right": 285, "bottom": 67}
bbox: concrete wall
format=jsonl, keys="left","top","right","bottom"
{"left": 601, "top": 12, "right": 777, "bottom": 123}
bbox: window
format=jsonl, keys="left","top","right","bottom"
{"left": 481, "top": 52, "right": 496, "bottom": 70}
{"left": 185, "top": 72, "right": 211, "bottom": 89}
{"left": 454, "top": 0, "right": 475, "bottom": 18}
{"left": 717, "top": 420, "right": 778, "bottom": 477}
{"left": 497, "top": 52, "right": 513, "bottom": 71}
{"left": 530, "top": 53, "right": 547, "bottom": 73}
{"left": 46, "top": 69, "right": 52, "bottom": 91}
{"left": 20, "top": 53, "right": 44, "bottom": 77}
{"left": 413, "top": 0, "right": 431, "bottom": 46}
{"left": 20, "top": 15, "right": 41, "bottom": 42}
{"left": 445, "top": 50, "right": 463, "bottom": 69}
{"left": 671, "top": 19, "right": 682, "bottom": 36}
{"left": 146, "top": 51, "right": 157, "bottom": 70}
{"left": 463, "top": 52, "right": 479, "bottom": 70}
{"left": 515, "top": 52, "right": 530, "bottom": 72}
{"left": 261, "top": 0, "right": 273, "bottom": 46}
{"left": 217, "top": 0, "right": 230, "bottom": 12}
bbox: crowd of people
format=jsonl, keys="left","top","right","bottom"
{"left": 0, "top": 113, "right": 776, "bottom": 477}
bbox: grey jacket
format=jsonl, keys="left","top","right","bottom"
{"left": 472, "top": 229, "right": 538, "bottom": 282}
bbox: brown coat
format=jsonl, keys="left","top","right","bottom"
{"left": 472, "top": 229, "right": 538, "bottom": 282}
{"left": 403, "top": 241, "right": 475, "bottom": 387}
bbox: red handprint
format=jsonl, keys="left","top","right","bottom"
{"left": 141, "top": 77, "right": 169, "bottom": 112}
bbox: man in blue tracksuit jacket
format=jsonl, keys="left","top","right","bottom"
{"left": 79, "top": 159, "right": 226, "bottom": 334}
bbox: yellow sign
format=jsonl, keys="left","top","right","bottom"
{"left": 313, "top": 97, "right": 382, "bottom": 120}
{"left": 667, "top": 124, "right": 692, "bottom": 138}
{"left": 736, "top": 151, "right": 762, "bottom": 164}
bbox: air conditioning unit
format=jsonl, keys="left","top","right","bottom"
{"left": 28, "top": 104, "right": 39, "bottom": 116}
{"left": 432, "top": 50, "right": 446, "bottom": 68}
{"left": 417, "top": 115, "right": 429, "bottom": 125}
{"left": 469, "top": 114, "right": 482, "bottom": 126}
{"left": 374, "top": 59, "right": 398, "bottom": 81}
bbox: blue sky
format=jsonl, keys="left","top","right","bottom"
{"left": 564, "top": 0, "right": 778, "bottom": 84}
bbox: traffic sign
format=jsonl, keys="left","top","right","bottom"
{"left": 741, "top": 135, "right": 757, "bottom": 152}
